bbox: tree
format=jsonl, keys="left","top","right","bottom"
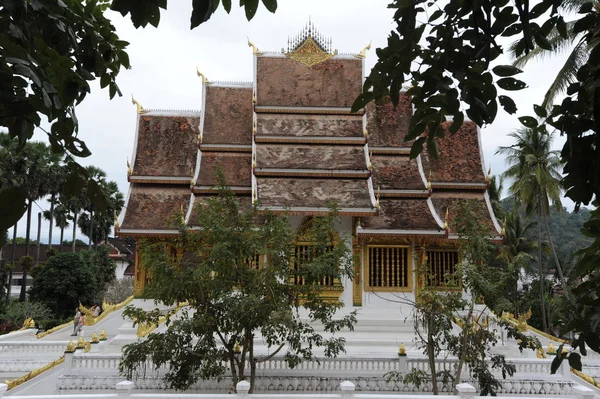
{"left": 79, "top": 246, "right": 116, "bottom": 295}
{"left": 0, "top": 133, "right": 63, "bottom": 301}
{"left": 488, "top": 175, "right": 505, "bottom": 220}
{"left": 509, "top": 0, "right": 592, "bottom": 110}
{"left": 498, "top": 208, "right": 538, "bottom": 264}
{"left": 77, "top": 167, "right": 124, "bottom": 245}
{"left": 28, "top": 252, "right": 97, "bottom": 318}
{"left": 497, "top": 128, "right": 565, "bottom": 332}
{"left": 43, "top": 203, "right": 70, "bottom": 252}
{"left": 119, "top": 184, "right": 356, "bottom": 392}
{"left": 0, "top": 0, "right": 130, "bottom": 233}
{"left": 387, "top": 200, "right": 537, "bottom": 395}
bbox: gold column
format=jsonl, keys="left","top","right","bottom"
{"left": 133, "top": 243, "right": 146, "bottom": 297}
{"left": 352, "top": 219, "right": 363, "bottom": 307}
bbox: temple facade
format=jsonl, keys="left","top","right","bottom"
{"left": 116, "top": 23, "right": 502, "bottom": 308}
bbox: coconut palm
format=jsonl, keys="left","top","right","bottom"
{"left": 497, "top": 127, "right": 565, "bottom": 332}
{"left": 488, "top": 175, "right": 505, "bottom": 219}
{"left": 498, "top": 208, "right": 538, "bottom": 263}
{"left": 509, "top": 0, "right": 592, "bottom": 110}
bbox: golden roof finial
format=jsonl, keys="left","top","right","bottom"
{"left": 252, "top": 95, "right": 257, "bottom": 104}
{"left": 100, "top": 330, "right": 107, "bottom": 340}
{"left": 444, "top": 208, "right": 449, "bottom": 229}
{"left": 501, "top": 218, "right": 506, "bottom": 236}
{"left": 247, "top": 38, "right": 260, "bottom": 54}
{"left": 180, "top": 204, "right": 185, "bottom": 224}
{"left": 486, "top": 166, "right": 492, "bottom": 182}
{"left": 364, "top": 129, "right": 368, "bottom": 138}
{"left": 197, "top": 132, "right": 201, "bottom": 144}
{"left": 91, "top": 332, "right": 99, "bottom": 343}
{"left": 131, "top": 95, "right": 148, "bottom": 115}
{"left": 375, "top": 185, "right": 381, "bottom": 208}
{"left": 398, "top": 343, "right": 407, "bottom": 356}
{"left": 357, "top": 41, "right": 372, "bottom": 59}
{"left": 368, "top": 152, "right": 373, "bottom": 171}
{"left": 190, "top": 167, "right": 196, "bottom": 188}
{"left": 196, "top": 67, "right": 208, "bottom": 84}
{"left": 126, "top": 158, "right": 132, "bottom": 176}
{"left": 66, "top": 340, "right": 76, "bottom": 353}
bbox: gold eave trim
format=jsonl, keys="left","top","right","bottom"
{"left": 255, "top": 135, "right": 366, "bottom": 145}
{"left": 379, "top": 189, "right": 431, "bottom": 198}
{"left": 254, "top": 105, "right": 364, "bottom": 115}
{"left": 116, "top": 229, "right": 180, "bottom": 238}
{"left": 192, "top": 186, "right": 251, "bottom": 194}
{"left": 199, "top": 144, "right": 252, "bottom": 153}
{"left": 256, "top": 206, "right": 377, "bottom": 217}
{"left": 369, "top": 147, "right": 412, "bottom": 155}
{"left": 431, "top": 182, "right": 489, "bottom": 190}
{"left": 127, "top": 176, "right": 192, "bottom": 185}
{"left": 254, "top": 168, "right": 370, "bottom": 178}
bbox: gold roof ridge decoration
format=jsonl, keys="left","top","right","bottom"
{"left": 247, "top": 38, "right": 262, "bottom": 55}
{"left": 356, "top": 41, "right": 372, "bottom": 59}
{"left": 131, "top": 95, "right": 149, "bottom": 115}
{"left": 284, "top": 18, "right": 337, "bottom": 68}
{"left": 196, "top": 67, "right": 208, "bottom": 84}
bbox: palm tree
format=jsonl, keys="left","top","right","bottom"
{"left": 43, "top": 203, "right": 70, "bottom": 252}
{"left": 488, "top": 175, "right": 505, "bottom": 219}
{"left": 497, "top": 127, "right": 565, "bottom": 332}
{"left": 498, "top": 208, "right": 538, "bottom": 263}
{"left": 509, "top": 0, "right": 592, "bottom": 110}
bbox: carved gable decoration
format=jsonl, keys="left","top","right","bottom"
{"left": 284, "top": 19, "right": 337, "bottom": 68}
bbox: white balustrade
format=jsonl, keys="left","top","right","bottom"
{"left": 0, "top": 341, "right": 69, "bottom": 355}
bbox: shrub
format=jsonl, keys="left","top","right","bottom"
{"left": 103, "top": 277, "right": 134, "bottom": 304}
{"left": 4, "top": 301, "right": 53, "bottom": 327}
{"left": 0, "top": 323, "right": 19, "bottom": 335}
{"left": 37, "top": 318, "right": 68, "bottom": 331}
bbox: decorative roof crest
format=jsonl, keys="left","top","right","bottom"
{"left": 283, "top": 17, "right": 337, "bottom": 67}
{"left": 131, "top": 95, "right": 149, "bottom": 115}
{"left": 196, "top": 67, "right": 208, "bottom": 84}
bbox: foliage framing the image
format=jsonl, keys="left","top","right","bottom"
{"left": 119, "top": 184, "right": 356, "bottom": 392}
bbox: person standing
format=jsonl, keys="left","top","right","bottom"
{"left": 76, "top": 310, "right": 84, "bottom": 336}
{"left": 71, "top": 308, "right": 81, "bottom": 336}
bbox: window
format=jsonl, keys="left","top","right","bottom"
{"left": 367, "top": 245, "right": 410, "bottom": 291}
{"left": 292, "top": 244, "right": 335, "bottom": 286}
{"left": 425, "top": 249, "right": 460, "bottom": 288}
{"left": 246, "top": 254, "right": 264, "bottom": 270}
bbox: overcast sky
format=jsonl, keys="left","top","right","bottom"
{"left": 13, "top": 0, "right": 571, "bottom": 244}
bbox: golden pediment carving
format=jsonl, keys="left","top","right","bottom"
{"left": 285, "top": 37, "right": 335, "bottom": 68}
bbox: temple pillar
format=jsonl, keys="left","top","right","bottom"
{"left": 133, "top": 243, "right": 146, "bottom": 297}
{"left": 352, "top": 218, "right": 362, "bottom": 307}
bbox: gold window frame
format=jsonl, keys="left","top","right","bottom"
{"left": 366, "top": 245, "right": 412, "bottom": 292}
{"left": 423, "top": 248, "right": 461, "bottom": 291}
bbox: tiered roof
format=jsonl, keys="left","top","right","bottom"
{"left": 117, "top": 24, "right": 501, "bottom": 240}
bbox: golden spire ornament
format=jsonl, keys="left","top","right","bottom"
{"left": 427, "top": 170, "right": 432, "bottom": 190}
{"left": 501, "top": 218, "right": 506, "bottom": 236}
{"left": 444, "top": 208, "right": 449, "bottom": 229}
{"left": 66, "top": 341, "right": 75, "bottom": 353}
{"left": 100, "top": 330, "right": 107, "bottom": 340}
{"left": 398, "top": 343, "right": 407, "bottom": 356}
{"left": 91, "top": 332, "right": 99, "bottom": 344}
{"left": 126, "top": 158, "right": 132, "bottom": 176}
{"left": 131, "top": 95, "right": 148, "bottom": 114}
{"left": 375, "top": 185, "right": 381, "bottom": 209}
{"left": 196, "top": 67, "right": 208, "bottom": 84}
{"left": 486, "top": 166, "right": 492, "bottom": 182}
{"left": 357, "top": 41, "right": 372, "bottom": 59}
{"left": 247, "top": 38, "right": 260, "bottom": 54}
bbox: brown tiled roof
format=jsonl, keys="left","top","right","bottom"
{"left": 371, "top": 155, "right": 426, "bottom": 191}
{"left": 1, "top": 244, "right": 89, "bottom": 272}
{"left": 197, "top": 152, "right": 251, "bottom": 187}
{"left": 421, "top": 121, "right": 486, "bottom": 184}
{"left": 256, "top": 114, "right": 363, "bottom": 137}
{"left": 361, "top": 199, "right": 441, "bottom": 231}
{"left": 365, "top": 95, "right": 412, "bottom": 148}
{"left": 256, "top": 178, "right": 372, "bottom": 209}
{"left": 256, "top": 57, "right": 362, "bottom": 108}
{"left": 124, "top": 262, "right": 135, "bottom": 276}
{"left": 256, "top": 145, "right": 367, "bottom": 171}
{"left": 187, "top": 195, "right": 252, "bottom": 227}
{"left": 202, "top": 86, "right": 253, "bottom": 145}
{"left": 120, "top": 185, "right": 190, "bottom": 231}
{"left": 132, "top": 115, "right": 199, "bottom": 177}
{"left": 429, "top": 192, "right": 499, "bottom": 234}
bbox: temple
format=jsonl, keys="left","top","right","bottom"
{"left": 116, "top": 21, "right": 502, "bottom": 306}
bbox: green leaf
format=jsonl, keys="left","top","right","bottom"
{"left": 409, "top": 137, "right": 426, "bottom": 159}
{"left": 245, "top": 0, "right": 259, "bottom": 20}
{"left": 429, "top": 9, "right": 442, "bottom": 22}
{"left": 568, "top": 353, "right": 582, "bottom": 371}
{"left": 518, "top": 116, "right": 538, "bottom": 128}
{"left": 550, "top": 351, "right": 563, "bottom": 374}
{"left": 533, "top": 104, "right": 547, "bottom": 118}
{"left": 497, "top": 78, "right": 527, "bottom": 91}
{"left": 449, "top": 113, "right": 464, "bottom": 133}
{"left": 492, "top": 65, "right": 523, "bottom": 77}
{"left": 0, "top": 187, "right": 28, "bottom": 231}
{"left": 222, "top": 0, "right": 232, "bottom": 12}
{"left": 499, "top": 95, "right": 517, "bottom": 114}
{"left": 191, "top": 0, "right": 214, "bottom": 29}
{"left": 261, "top": 0, "right": 277, "bottom": 13}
